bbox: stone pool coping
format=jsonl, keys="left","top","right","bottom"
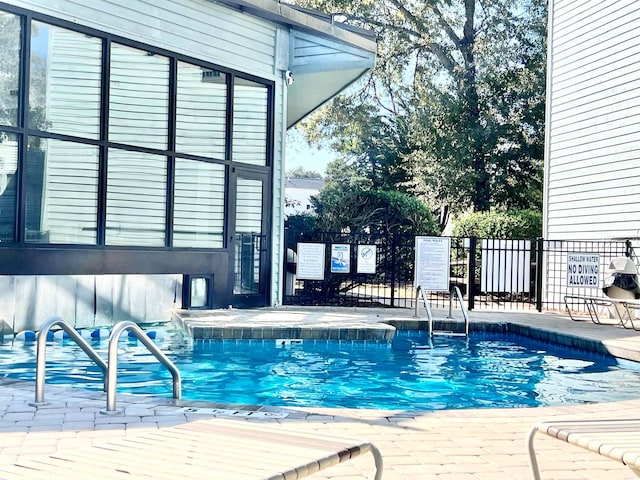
{"left": 173, "top": 306, "right": 640, "bottom": 363}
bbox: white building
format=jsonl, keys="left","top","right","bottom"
{"left": 543, "top": 0, "right": 640, "bottom": 309}
{"left": 284, "top": 176, "right": 324, "bottom": 216}
{"left": 0, "top": 0, "right": 375, "bottom": 331}
{"left": 544, "top": 0, "right": 640, "bottom": 242}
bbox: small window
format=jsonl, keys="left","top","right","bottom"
{"left": 183, "top": 274, "right": 214, "bottom": 309}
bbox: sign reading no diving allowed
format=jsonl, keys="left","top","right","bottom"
{"left": 566, "top": 253, "right": 600, "bottom": 288}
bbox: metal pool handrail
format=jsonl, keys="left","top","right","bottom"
{"left": 414, "top": 285, "right": 434, "bottom": 336}
{"left": 102, "top": 320, "right": 181, "bottom": 415}
{"left": 30, "top": 316, "right": 108, "bottom": 406}
{"left": 448, "top": 285, "right": 470, "bottom": 336}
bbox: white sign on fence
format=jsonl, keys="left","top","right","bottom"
{"left": 414, "top": 236, "right": 450, "bottom": 291}
{"left": 357, "top": 245, "right": 377, "bottom": 274}
{"left": 481, "top": 239, "right": 531, "bottom": 293}
{"left": 296, "top": 242, "right": 325, "bottom": 280}
{"left": 566, "top": 252, "right": 600, "bottom": 288}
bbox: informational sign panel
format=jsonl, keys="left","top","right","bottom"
{"left": 481, "top": 239, "right": 531, "bottom": 293}
{"left": 357, "top": 245, "right": 377, "bottom": 274}
{"left": 296, "top": 242, "right": 325, "bottom": 280}
{"left": 414, "top": 236, "right": 450, "bottom": 291}
{"left": 331, "top": 244, "right": 351, "bottom": 273}
{"left": 567, "top": 253, "right": 600, "bottom": 288}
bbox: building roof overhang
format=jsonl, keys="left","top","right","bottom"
{"left": 211, "top": 0, "right": 377, "bottom": 127}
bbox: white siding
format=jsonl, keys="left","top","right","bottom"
{"left": 271, "top": 79, "right": 286, "bottom": 306}
{"left": 6, "top": 0, "right": 279, "bottom": 79}
{"left": 545, "top": 0, "right": 640, "bottom": 239}
{"left": 291, "top": 30, "right": 374, "bottom": 73}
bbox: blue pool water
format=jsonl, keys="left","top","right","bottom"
{"left": 1, "top": 328, "right": 640, "bottom": 410}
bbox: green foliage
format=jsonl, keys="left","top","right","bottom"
{"left": 284, "top": 213, "right": 319, "bottom": 250}
{"left": 293, "top": 0, "right": 547, "bottom": 214}
{"left": 452, "top": 210, "right": 542, "bottom": 239}
{"left": 311, "top": 158, "right": 440, "bottom": 235}
{"left": 286, "top": 166, "right": 323, "bottom": 178}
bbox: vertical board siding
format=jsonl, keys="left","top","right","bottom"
{"left": 546, "top": 0, "right": 640, "bottom": 239}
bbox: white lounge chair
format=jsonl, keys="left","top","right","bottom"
{"left": 527, "top": 419, "right": 640, "bottom": 480}
{"left": 0, "top": 418, "right": 383, "bottom": 480}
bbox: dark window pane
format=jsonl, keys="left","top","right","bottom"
{"left": 29, "top": 21, "right": 102, "bottom": 138}
{"left": 106, "top": 148, "right": 167, "bottom": 246}
{"left": 25, "top": 138, "right": 98, "bottom": 244}
{"left": 176, "top": 62, "right": 227, "bottom": 158}
{"left": 173, "top": 159, "right": 225, "bottom": 248}
{"left": 0, "top": 133, "right": 18, "bottom": 241}
{"left": 232, "top": 78, "right": 268, "bottom": 166}
{"left": 0, "top": 12, "right": 21, "bottom": 127}
{"left": 109, "top": 44, "right": 169, "bottom": 150}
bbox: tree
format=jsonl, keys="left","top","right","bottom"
{"left": 289, "top": 0, "right": 546, "bottom": 214}
{"left": 452, "top": 209, "right": 542, "bottom": 239}
{"left": 312, "top": 158, "right": 440, "bottom": 236}
{"left": 286, "top": 166, "right": 323, "bottom": 178}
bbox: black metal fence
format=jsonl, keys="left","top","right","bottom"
{"left": 283, "top": 229, "right": 636, "bottom": 312}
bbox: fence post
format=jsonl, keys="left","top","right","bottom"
{"left": 390, "top": 234, "right": 396, "bottom": 308}
{"left": 467, "top": 236, "right": 476, "bottom": 310}
{"left": 536, "top": 238, "right": 544, "bottom": 312}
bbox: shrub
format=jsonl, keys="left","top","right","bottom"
{"left": 452, "top": 209, "right": 542, "bottom": 239}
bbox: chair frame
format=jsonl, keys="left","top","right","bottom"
{"left": 527, "top": 419, "right": 640, "bottom": 480}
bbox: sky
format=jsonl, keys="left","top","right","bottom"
{"left": 285, "top": 128, "right": 335, "bottom": 176}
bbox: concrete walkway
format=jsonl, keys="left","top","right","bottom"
{"left": 2, "top": 307, "right": 640, "bottom": 479}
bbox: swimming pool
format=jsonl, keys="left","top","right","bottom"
{"left": 1, "top": 328, "right": 640, "bottom": 410}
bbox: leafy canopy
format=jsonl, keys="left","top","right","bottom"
{"left": 311, "top": 158, "right": 440, "bottom": 235}
{"left": 289, "top": 0, "right": 546, "bottom": 214}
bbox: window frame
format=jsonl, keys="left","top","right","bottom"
{"left": 0, "top": 3, "right": 275, "bottom": 286}
{"left": 0, "top": 3, "right": 274, "bottom": 252}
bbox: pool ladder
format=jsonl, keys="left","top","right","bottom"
{"left": 415, "top": 285, "right": 469, "bottom": 337}
{"left": 29, "top": 316, "right": 181, "bottom": 415}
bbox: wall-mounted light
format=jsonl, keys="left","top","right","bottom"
{"left": 284, "top": 70, "right": 294, "bottom": 86}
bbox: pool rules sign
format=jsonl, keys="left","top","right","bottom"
{"left": 567, "top": 253, "right": 600, "bottom": 288}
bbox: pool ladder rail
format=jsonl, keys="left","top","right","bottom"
{"left": 415, "top": 285, "right": 470, "bottom": 337}
{"left": 29, "top": 316, "right": 181, "bottom": 415}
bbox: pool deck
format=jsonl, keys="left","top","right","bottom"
{"left": 3, "top": 306, "right": 640, "bottom": 479}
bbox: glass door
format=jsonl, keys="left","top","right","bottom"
{"left": 231, "top": 171, "right": 269, "bottom": 307}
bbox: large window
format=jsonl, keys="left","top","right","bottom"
{"left": 109, "top": 44, "right": 170, "bottom": 150}
{"left": 0, "top": 12, "right": 20, "bottom": 127}
{"left": 0, "top": 7, "right": 272, "bottom": 251}
{"left": 176, "top": 62, "right": 227, "bottom": 158}
{"left": 173, "top": 159, "right": 225, "bottom": 248}
{"left": 232, "top": 79, "right": 268, "bottom": 166}
{"left": 106, "top": 149, "right": 167, "bottom": 247}
{"left": 0, "top": 133, "right": 18, "bottom": 242}
{"left": 30, "top": 22, "right": 102, "bottom": 139}
{"left": 25, "top": 138, "right": 99, "bottom": 244}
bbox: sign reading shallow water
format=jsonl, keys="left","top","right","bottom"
{"left": 414, "top": 236, "right": 450, "bottom": 291}
{"left": 331, "top": 244, "right": 351, "bottom": 273}
{"left": 567, "top": 253, "right": 600, "bottom": 288}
